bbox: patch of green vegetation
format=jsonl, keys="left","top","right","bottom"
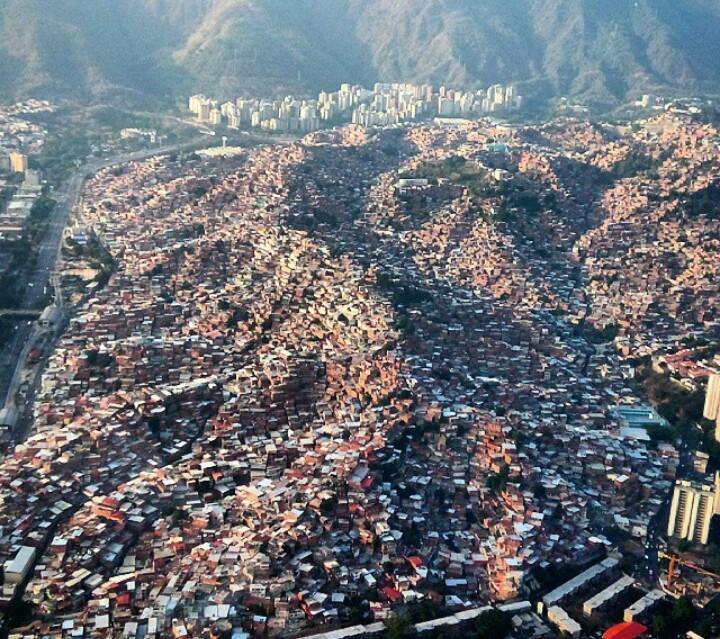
{"left": 402, "top": 522, "right": 422, "bottom": 548}
{"left": 0, "top": 317, "right": 14, "bottom": 349}
{"left": 65, "top": 235, "right": 115, "bottom": 290}
{"left": 611, "top": 150, "right": 662, "bottom": 179}
{"left": 636, "top": 365, "right": 705, "bottom": 447}
{"left": 376, "top": 271, "right": 432, "bottom": 308}
{"left": 651, "top": 596, "right": 695, "bottom": 639}
{"left": 384, "top": 613, "right": 415, "bottom": 639}
{"left": 395, "top": 313, "right": 416, "bottom": 336}
{"left": 405, "top": 600, "right": 447, "bottom": 624}
{"left": 33, "top": 129, "right": 105, "bottom": 186}
{"left": 471, "top": 609, "right": 512, "bottom": 639}
{"left": 532, "top": 561, "right": 585, "bottom": 592}
{"left": 90, "top": 106, "right": 155, "bottom": 131}
{"left": 699, "top": 421, "right": 720, "bottom": 469}
{"left": 0, "top": 235, "right": 33, "bottom": 272}
{"left": 693, "top": 595, "right": 720, "bottom": 638}
{"left": 382, "top": 605, "right": 507, "bottom": 639}
{"left": 86, "top": 349, "right": 115, "bottom": 368}
{"left": 0, "top": 185, "right": 16, "bottom": 208}
{"left": 30, "top": 195, "right": 56, "bottom": 221}
{"left": 487, "top": 463, "right": 510, "bottom": 494}
{"left": 676, "top": 539, "right": 692, "bottom": 553}
{"left": 684, "top": 182, "right": 720, "bottom": 220}
{"left": 645, "top": 422, "right": 677, "bottom": 444}
{"left": 401, "top": 155, "right": 467, "bottom": 179}
{"left": 0, "top": 273, "right": 22, "bottom": 307}
{"left": 170, "top": 507, "right": 189, "bottom": 528}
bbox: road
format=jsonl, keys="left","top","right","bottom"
{"left": 637, "top": 432, "right": 697, "bottom": 589}
{"left": 0, "top": 136, "right": 208, "bottom": 422}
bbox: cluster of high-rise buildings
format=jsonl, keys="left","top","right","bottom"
{"left": 0, "top": 167, "right": 43, "bottom": 240}
{"left": 189, "top": 93, "right": 322, "bottom": 133}
{"left": 188, "top": 82, "right": 523, "bottom": 133}
{"left": 352, "top": 83, "right": 521, "bottom": 127}
{"left": 0, "top": 102, "right": 47, "bottom": 244}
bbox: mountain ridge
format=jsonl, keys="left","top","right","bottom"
{"left": 1, "top": 0, "right": 720, "bottom": 105}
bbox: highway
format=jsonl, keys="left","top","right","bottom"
{"left": 0, "top": 136, "right": 208, "bottom": 428}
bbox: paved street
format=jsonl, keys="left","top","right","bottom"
{"left": 637, "top": 435, "right": 697, "bottom": 591}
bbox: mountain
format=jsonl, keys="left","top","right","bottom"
{"left": 2, "top": 0, "right": 720, "bottom": 105}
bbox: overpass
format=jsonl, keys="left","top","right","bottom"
{"left": 0, "top": 309, "right": 42, "bottom": 320}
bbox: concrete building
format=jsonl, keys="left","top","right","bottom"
{"left": 0, "top": 405, "right": 19, "bottom": 430}
{"left": 667, "top": 476, "right": 720, "bottom": 545}
{"left": 24, "top": 168, "right": 41, "bottom": 187}
{"left": 4, "top": 545, "right": 36, "bottom": 584}
{"left": 39, "top": 304, "right": 62, "bottom": 330}
{"left": 583, "top": 574, "right": 634, "bottom": 617}
{"left": 547, "top": 606, "right": 581, "bottom": 638}
{"left": 209, "top": 109, "right": 222, "bottom": 126}
{"left": 188, "top": 94, "right": 207, "bottom": 114}
{"left": 540, "top": 557, "right": 620, "bottom": 612}
{"left": 199, "top": 102, "right": 211, "bottom": 123}
{"left": 703, "top": 374, "right": 720, "bottom": 438}
{"left": 624, "top": 589, "right": 665, "bottom": 622}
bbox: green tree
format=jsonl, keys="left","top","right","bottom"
{"left": 488, "top": 464, "right": 509, "bottom": 494}
{"left": 671, "top": 596, "right": 694, "bottom": 625}
{"left": 0, "top": 274, "right": 21, "bottom": 307}
{"left": 384, "top": 614, "right": 415, "bottom": 639}
{"left": 473, "top": 609, "right": 511, "bottom": 639}
{"left": 349, "top": 604, "right": 365, "bottom": 624}
{"left": 652, "top": 613, "right": 669, "bottom": 639}
{"left": 29, "top": 196, "right": 56, "bottom": 221}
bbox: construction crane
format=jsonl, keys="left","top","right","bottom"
{"left": 658, "top": 551, "right": 720, "bottom": 588}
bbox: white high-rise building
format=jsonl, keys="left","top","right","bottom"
{"left": 704, "top": 374, "right": 720, "bottom": 421}
{"left": 438, "top": 97, "right": 456, "bottom": 117}
{"left": 188, "top": 80, "right": 522, "bottom": 134}
{"left": 188, "top": 94, "right": 206, "bottom": 114}
{"left": 320, "top": 105, "right": 334, "bottom": 121}
{"left": 667, "top": 475, "right": 720, "bottom": 545}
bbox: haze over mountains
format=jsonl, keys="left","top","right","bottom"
{"left": 2, "top": 0, "right": 720, "bottom": 105}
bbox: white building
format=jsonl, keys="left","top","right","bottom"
{"left": 667, "top": 476, "right": 720, "bottom": 545}
{"left": 4, "top": 545, "right": 36, "bottom": 584}
{"left": 703, "top": 373, "right": 720, "bottom": 423}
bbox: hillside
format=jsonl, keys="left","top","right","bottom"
{"left": 1, "top": 0, "right": 720, "bottom": 105}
